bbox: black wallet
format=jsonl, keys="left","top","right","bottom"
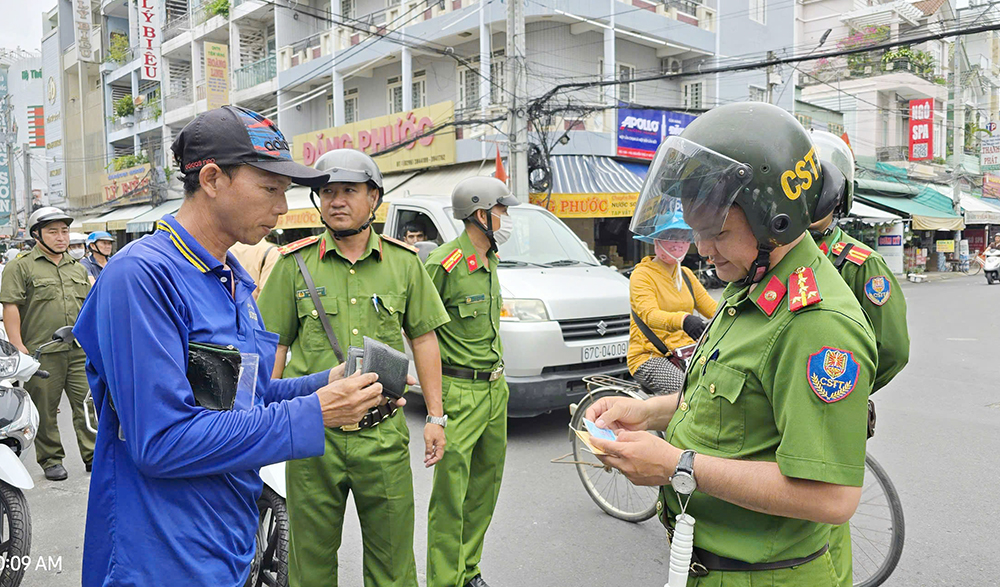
{"left": 187, "top": 341, "right": 241, "bottom": 411}
{"left": 344, "top": 336, "right": 408, "bottom": 400}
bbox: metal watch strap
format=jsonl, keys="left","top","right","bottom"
{"left": 292, "top": 251, "right": 345, "bottom": 363}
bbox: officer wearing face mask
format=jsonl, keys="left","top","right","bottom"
{"left": 68, "top": 233, "right": 89, "bottom": 261}
{"left": 424, "top": 176, "right": 519, "bottom": 587}
{"left": 627, "top": 204, "right": 718, "bottom": 395}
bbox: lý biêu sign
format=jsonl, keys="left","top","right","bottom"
{"left": 292, "top": 101, "right": 456, "bottom": 173}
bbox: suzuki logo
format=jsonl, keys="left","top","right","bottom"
{"left": 596, "top": 321, "right": 608, "bottom": 336}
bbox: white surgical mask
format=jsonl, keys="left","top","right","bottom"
{"left": 492, "top": 213, "right": 514, "bottom": 246}
{"left": 68, "top": 248, "right": 86, "bottom": 260}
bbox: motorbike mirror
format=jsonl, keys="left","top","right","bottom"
{"left": 52, "top": 326, "right": 75, "bottom": 344}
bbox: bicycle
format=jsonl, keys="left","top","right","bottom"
{"left": 558, "top": 374, "right": 905, "bottom": 587}
{"left": 964, "top": 253, "right": 985, "bottom": 276}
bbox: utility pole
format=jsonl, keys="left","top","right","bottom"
{"left": 953, "top": 37, "right": 965, "bottom": 214}
{"left": 506, "top": 0, "right": 528, "bottom": 202}
{"left": 22, "top": 143, "right": 30, "bottom": 229}
{"left": 766, "top": 50, "right": 776, "bottom": 104}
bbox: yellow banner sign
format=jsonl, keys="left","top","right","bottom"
{"left": 103, "top": 163, "right": 151, "bottom": 203}
{"left": 529, "top": 192, "right": 639, "bottom": 218}
{"left": 292, "top": 101, "right": 456, "bottom": 173}
{"left": 936, "top": 239, "right": 955, "bottom": 253}
{"left": 205, "top": 42, "right": 229, "bottom": 111}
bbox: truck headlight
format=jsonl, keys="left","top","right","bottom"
{"left": 500, "top": 299, "right": 549, "bottom": 322}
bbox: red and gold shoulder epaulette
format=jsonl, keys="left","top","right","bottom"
{"left": 788, "top": 266, "right": 822, "bottom": 312}
{"left": 819, "top": 241, "right": 829, "bottom": 255}
{"left": 441, "top": 248, "right": 464, "bottom": 273}
{"left": 756, "top": 275, "right": 787, "bottom": 317}
{"left": 831, "top": 242, "right": 873, "bottom": 266}
{"left": 380, "top": 234, "right": 419, "bottom": 253}
{"left": 277, "top": 235, "right": 321, "bottom": 256}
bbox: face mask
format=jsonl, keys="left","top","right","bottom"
{"left": 68, "top": 248, "right": 86, "bottom": 260}
{"left": 655, "top": 240, "right": 689, "bottom": 264}
{"left": 491, "top": 212, "right": 514, "bottom": 246}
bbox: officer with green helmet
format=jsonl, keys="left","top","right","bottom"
{"left": 0, "top": 207, "right": 96, "bottom": 481}
{"left": 586, "top": 102, "right": 876, "bottom": 587}
{"left": 808, "top": 131, "right": 910, "bottom": 586}
{"left": 257, "top": 149, "right": 450, "bottom": 587}
{"left": 424, "top": 176, "right": 519, "bottom": 587}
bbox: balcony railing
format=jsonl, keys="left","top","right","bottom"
{"left": 164, "top": 14, "right": 190, "bottom": 41}
{"left": 234, "top": 54, "right": 276, "bottom": 91}
{"left": 165, "top": 86, "right": 193, "bottom": 110}
{"left": 196, "top": 81, "right": 207, "bottom": 101}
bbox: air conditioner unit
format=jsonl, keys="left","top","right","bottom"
{"left": 662, "top": 58, "right": 683, "bottom": 75}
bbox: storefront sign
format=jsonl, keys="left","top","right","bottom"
{"left": 528, "top": 192, "right": 638, "bottom": 218}
{"left": 0, "top": 67, "right": 11, "bottom": 236}
{"left": 27, "top": 105, "right": 44, "bottom": 148}
{"left": 984, "top": 173, "right": 1000, "bottom": 199}
{"left": 204, "top": 42, "right": 229, "bottom": 110}
{"left": 966, "top": 228, "right": 986, "bottom": 253}
{"left": 936, "top": 239, "right": 955, "bottom": 253}
{"left": 616, "top": 108, "right": 696, "bottom": 160}
{"left": 138, "top": 0, "right": 161, "bottom": 81}
{"left": 908, "top": 98, "right": 933, "bottom": 161}
{"left": 876, "top": 223, "right": 904, "bottom": 274}
{"left": 103, "top": 164, "right": 152, "bottom": 204}
{"left": 72, "top": 0, "right": 97, "bottom": 63}
{"left": 293, "top": 101, "right": 456, "bottom": 173}
{"left": 982, "top": 136, "right": 1000, "bottom": 171}
{"left": 42, "top": 34, "right": 65, "bottom": 207}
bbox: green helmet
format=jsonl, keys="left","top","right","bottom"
{"left": 631, "top": 102, "right": 824, "bottom": 284}
{"left": 809, "top": 130, "right": 854, "bottom": 221}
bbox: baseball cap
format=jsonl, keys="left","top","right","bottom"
{"left": 171, "top": 105, "right": 330, "bottom": 188}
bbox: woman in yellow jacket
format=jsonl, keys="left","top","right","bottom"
{"left": 628, "top": 217, "right": 718, "bottom": 394}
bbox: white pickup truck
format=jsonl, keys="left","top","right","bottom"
{"left": 382, "top": 195, "right": 630, "bottom": 418}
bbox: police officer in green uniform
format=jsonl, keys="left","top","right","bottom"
{"left": 0, "top": 207, "right": 96, "bottom": 481}
{"left": 808, "top": 131, "right": 910, "bottom": 586}
{"left": 425, "top": 176, "right": 519, "bottom": 587}
{"left": 586, "top": 103, "right": 876, "bottom": 587}
{"left": 257, "top": 149, "right": 450, "bottom": 587}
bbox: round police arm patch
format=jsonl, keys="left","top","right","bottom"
{"left": 807, "top": 347, "right": 860, "bottom": 403}
{"left": 864, "top": 275, "right": 891, "bottom": 306}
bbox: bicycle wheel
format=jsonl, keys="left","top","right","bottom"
{"left": 965, "top": 259, "right": 983, "bottom": 275}
{"left": 570, "top": 389, "right": 660, "bottom": 523}
{"left": 851, "top": 454, "right": 905, "bottom": 587}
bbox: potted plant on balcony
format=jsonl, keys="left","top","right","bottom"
{"left": 105, "top": 33, "right": 130, "bottom": 66}
{"left": 882, "top": 47, "right": 915, "bottom": 72}
{"left": 207, "top": 0, "right": 230, "bottom": 19}
{"left": 114, "top": 94, "right": 135, "bottom": 127}
{"left": 912, "top": 50, "right": 936, "bottom": 80}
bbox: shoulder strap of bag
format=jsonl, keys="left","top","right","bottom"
{"left": 260, "top": 245, "right": 277, "bottom": 276}
{"left": 631, "top": 309, "right": 671, "bottom": 356}
{"left": 680, "top": 267, "right": 695, "bottom": 301}
{"left": 292, "top": 251, "right": 345, "bottom": 363}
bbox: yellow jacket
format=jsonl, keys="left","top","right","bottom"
{"left": 627, "top": 256, "right": 719, "bottom": 374}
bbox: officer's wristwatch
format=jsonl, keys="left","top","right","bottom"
{"left": 670, "top": 450, "right": 697, "bottom": 495}
{"left": 426, "top": 414, "right": 448, "bottom": 428}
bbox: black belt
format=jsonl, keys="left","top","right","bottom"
{"left": 340, "top": 401, "right": 398, "bottom": 432}
{"left": 692, "top": 543, "right": 829, "bottom": 573}
{"left": 441, "top": 364, "right": 504, "bottom": 382}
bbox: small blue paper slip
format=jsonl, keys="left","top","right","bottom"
{"left": 583, "top": 418, "right": 617, "bottom": 442}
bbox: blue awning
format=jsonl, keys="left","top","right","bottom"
{"left": 544, "top": 156, "right": 645, "bottom": 194}
{"left": 619, "top": 161, "right": 650, "bottom": 181}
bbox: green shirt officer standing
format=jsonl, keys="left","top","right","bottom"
{"left": 808, "top": 131, "right": 910, "bottom": 587}
{"left": 257, "top": 149, "right": 449, "bottom": 587}
{"left": 0, "top": 207, "right": 96, "bottom": 481}
{"left": 587, "top": 103, "right": 876, "bottom": 587}
{"left": 425, "top": 176, "right": 519, "bottom": 587}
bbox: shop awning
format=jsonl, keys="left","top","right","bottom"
{"left": 70, "top": 212, "right": 105, "bottom": 230}
{"left": 850, "top": 201, "right": 901, "bottom": 224}
{"left": 126, "top": 198, "right": 185, "bottom": 233}
{"left": 959, "top": 194, "right": 1000, "bottom": 225}
{"left": 854, "top": 193, "right": 964, "bottom": 231}
{"left": 547, "top": 156, "right": 645, "bottom": 194}
{"left": 83, "top": 204, "right": 155, "bottom": 232}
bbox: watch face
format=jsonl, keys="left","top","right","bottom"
{"left": 671, "top": 472, "right": 696, "bottom": 495}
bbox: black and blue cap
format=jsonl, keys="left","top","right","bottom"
{"left": 170, "top": 105, "right": 330, "bottom": 188}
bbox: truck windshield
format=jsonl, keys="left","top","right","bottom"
{"left": 447, "top": 207, "right": 597, "bottom": 267}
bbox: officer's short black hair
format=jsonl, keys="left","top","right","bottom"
{"left": 182, "top": 164, "right": 243, "bottom": 197}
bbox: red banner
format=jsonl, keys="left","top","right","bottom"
{"left": 908, "top": 98, "right": 933, "bottom": 161}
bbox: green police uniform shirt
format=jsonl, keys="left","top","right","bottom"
{"left": 424, "top": 231, "right": 503, "bottom": 372}
{"left": 817, "top": 226, "right": 909, "bottom": 392}
{"left": 662, "top": 236, "right": 876, "bottom": 564}
{"left": 257, "top": 230, "right": 449, "bottom": 378}
{"left": 0, "top": 246, "right": 91, "bottom": 354}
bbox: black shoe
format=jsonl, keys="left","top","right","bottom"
{"left": 85, "top": 462, "right": 92, "bottom": 473}
{"left": 465, "top": 576, "right": 490, "bottom": 587}
{"left": 44, "top": 464, "right": 68, "bottom": 481}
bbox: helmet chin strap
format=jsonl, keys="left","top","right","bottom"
{"left": 34, "top": 230, "right": 61, "bottom": 257}
{"left": 311, "top": 191, "right": 376, "bottom": 240}
{"left": 739, "top": 244, "right": 773, "bottom": 287}
{"left": 471, "top": 210, "right": 498, "bottom": 253}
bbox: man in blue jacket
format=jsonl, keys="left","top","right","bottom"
{"left": 74, "top": 106, "right": 390, "bottom": 587}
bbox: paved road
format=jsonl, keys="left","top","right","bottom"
{"left": 19, "top": 273, "right": 1000, "bottom": 586}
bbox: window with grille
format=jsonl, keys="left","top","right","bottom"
{"left": 748, "top": 85, "right": 766, "bottom": 102}
{"left": 459, "top": 67, "right": 479, "bottom": 110}
{"left": 412, "top": 77, "right": 425, "bottom": 109}
{"left": 341, "top": 0, "right": 355, "bottom": 19}
{"left": 828, "top": 122, "right": 845, "bottom": 136}
{"left": 683, "top": 81, "right": 703, "bottom": 109}
{"left": 618, "top": 64, "right": 635, "bottom": 103}
{"left": 490, "top": 60, "right": 505, "bottom": 104}
{"left": 388, "top": 75, "right": 424, "bottom": 113}
{"left": 750, "top": 0, "right": 766, "bottom": 24}
{"left": 388, "top": 77, "right": 403, "bottom": 114}
{"left": 345, "top": 94, "right": 358, "bottom": 123}
{"left": 795, "top": 113, "right": 813, "bottom": 129}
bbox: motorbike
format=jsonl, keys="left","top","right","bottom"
{"left": 250, "top": 463, "right": 290, "bottom": 587}
{"left": 984, "top": 250, "right": 1000, "bottom": 284}
{"left": 0, "top": 325, "right": 73, "bottom": 586}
